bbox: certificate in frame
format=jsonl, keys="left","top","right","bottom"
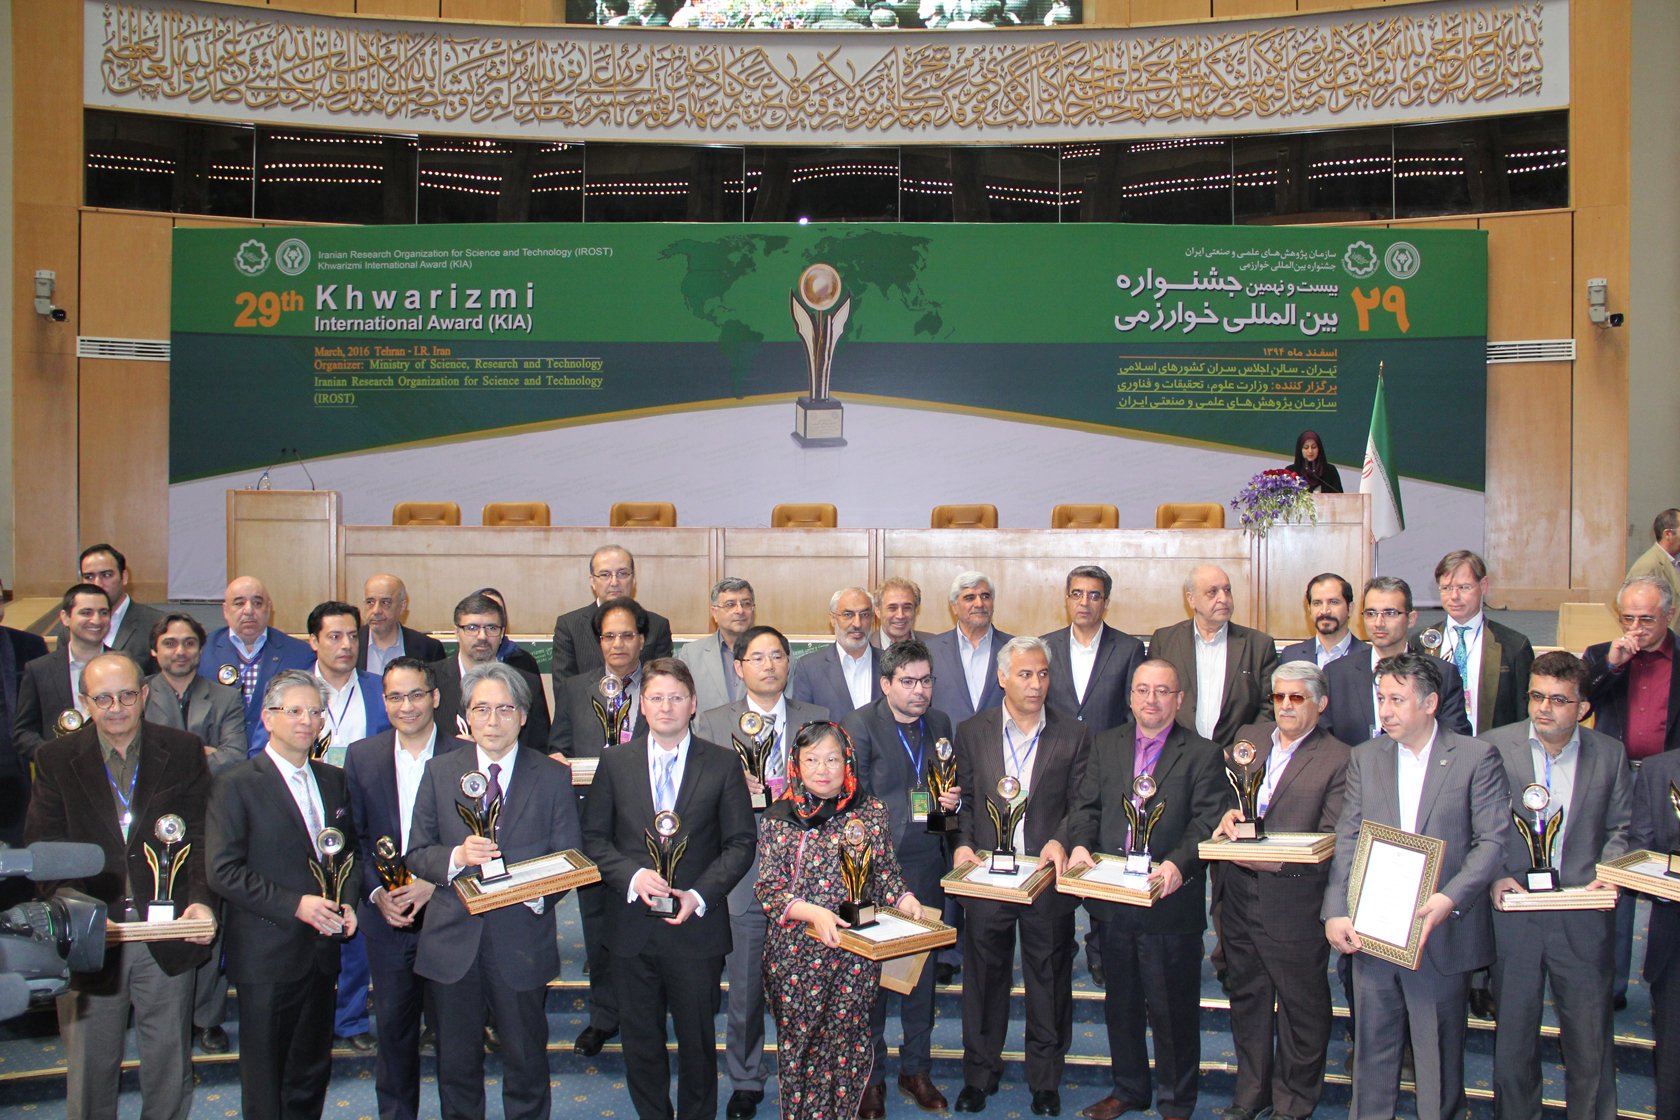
{"left": 1346, "top": 821, "right": 1444, "bottom": 970}
{"left": 454, "top": 848, "right": 602, "bottom": 914}
{"left": 1595, "top": 851, "right": 1680, "bottom": 904}
{"left": 940, "top": 855, "right": 1054, "bottom": 905}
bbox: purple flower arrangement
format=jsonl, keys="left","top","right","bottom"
{"left": 1229, "top": 468, "right": 1318, "bottom": 537}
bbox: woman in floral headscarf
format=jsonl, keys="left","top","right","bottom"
{"left": 756, "top": 721, "right": 925, "bottom": 1120}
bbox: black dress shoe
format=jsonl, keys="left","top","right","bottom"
{"left": 1614, "top": 994, "right": 1629, "bottom": 1011}
{"left": 728, "top": 1089, "right": 765, "bottom": 1119}
{"left": 195, "top": 1026, "right": 229, "bottom": 1054}
{"left": 484, "top": 1025, "right": 502, "bottom": 1053}
{"left": 1221, "top": 1108, "right": 1259, "bottom": 1120}
{"left": 1468, "top": 986, "right": 1496, "bottom": 1019}
{"left": 1089, "top": 961, "right": 1105, "bottom": 988}
{"left": 937, "top": 963, "right": 959, "bottom": 986}
{"left": 574, "top": 1025, "right": 618, "bottom": 1056}
{"left": 336, "top": 1032, "right": 376, "bottom": 1054}
{"left": 954, "top": 1086, "right": 990, "bottom": 1113}
{"left": 1031, "top": 1091, "right": 1061, "bottom": 1116}
{"left": 419, "top": 1025, "right": 435, "bottom": 1056}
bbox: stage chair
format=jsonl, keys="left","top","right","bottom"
{"left": 482, "top": 501, "right": 551, "bottom": 527}
{"left": 931, "top": 504, "right": 998, "bottom": 529}
{"left": 610, "top": 501, "right": 677, "bottom": 527}
{"left": 1155, "top": 502, "right": 1225, "bottom": 529}
{"left": 1555, "top": 601, "right": 1622, "bottom": 653}
{"left": 772, "top": 503, "right": 838, "bottom": 528}
{"left": 392, "top": 501, "right": 461, "bottom": 526}
{"left": 1051, "top": 503, "right": 1119, "bottom": 529}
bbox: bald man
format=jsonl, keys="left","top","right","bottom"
{"left": 356, "top": 574, "right": 445, "bottom": 674}
{"left": 1147, "top": 565, "right": 1277, "bottom": 749}
{"left": 199, "top": 577, "right": 315, "bottom": 756}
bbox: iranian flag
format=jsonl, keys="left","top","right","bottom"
{"left": 1360, "top": 366, "right": 1405, "bottom": 542}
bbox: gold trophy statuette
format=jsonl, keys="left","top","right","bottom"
{"left": 1227, "top": 740, "right": 1266, "bottom": 841}
{"left": 1666, "top": 784, "right": 1680, "bottom": 878}
{"left": 925, "top": 737, "right": 958, "bottom": 835}
{"left": 143, "top": 813, "right": 190, "bottom": 922}
{"left": 986, "top": 775, "right": 1028, "bottom": 875}
{"left": 457, "top": 771, "right": 509, "bottom": 883}
{"left": 789, "top": 262, "right": 852, "bottom": 448}
{"left": 644, "top": 810, "right": 687, "bottom": 918}
{"left": 374, "top": 835, "right": 412, "bottom": 891}
{"left": 54, "top": 709, "right": 84, "bottom": 737}
{"left": 1122, "top": 773, "right": 1164, "bottom": 876}
{"left": 593, "top": 675, "right": 633, "bottom": 748}
{"left": 838, "top": 817, "right": 878, "bottom": 928}
{"left": 216, "top": 664, "right": 239, "bottom": 687}
{"left": 732, "top": 711, "right": 777, "bottom": 811}
{"left": 1514, "top": 784, "right": 1561, "bottom": 892}
{"left": 310, "top": 827, "right": 355, "bottom": 940}
{"left": 310, "top": 729, "right": 333, "bottom": 762}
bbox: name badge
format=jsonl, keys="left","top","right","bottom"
{"left": 909, "top": 789, "right": 932, "bottom": 822}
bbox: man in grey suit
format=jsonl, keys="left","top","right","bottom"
{"left": 847, "top": 638, "right": 961, "bottom": 1117}
{"left": 694, "top": 625, "right": 827, "bottom": 1120}
{"left": 1147, "top": 565, "right": 1276, "bottom": 749}
{"left": 15, "top": 583, "right": 110, "bottom": 763}
{"left": 1485, "top": 651, "right": 1630, "bottom": 1120}
{"left": 407, "top": 661, "right": 582, "bottom": 1120}
{"left": 1323, "top": 653, "right": 1510, "bottom": 1120}
{"left": 928, "top": 571, "right": 1013, "bottom": 727}
{"left": 677, "top": 578, "right": 755, "bottom": 712}
{"left": 76, "top": 543, "right": 163, "bottom": 674}
{"left": 1278, "top": 573, "right": 1359, "bottom": 669}
{"left": 789, "top": 586, "right": 881, "bottom": 720}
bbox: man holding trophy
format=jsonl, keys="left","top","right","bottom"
{"left": 26, "top": 650, "right": 216, "bottom": 1120}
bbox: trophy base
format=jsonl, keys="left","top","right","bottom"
{"left": 989, "top": 850, "right": 1018, "bottom": 875}
{"left": 1124, "top": 853, "right": 1152, "bottom": 877}
{"left": 478, "top": 858, "right": 510, "bottom": 885}
{"left": 751, "top": 789, "right": 768, "bottom": 812}
{"left": 646, "top": 894, "right": 679, "bottom": 918}
{"left": 839, "top": 900, "right": 878, "bottom": 929}
{"left": 1525, "top": 867, "right": 1561, "bottom": 892}
{"left": 792, "top": 396, "right": 846, "bottom": 448}
{"left": 925, "top": 811, "right": 959, "bottom": 835}
{"left": 1232, "top": 819, "right": 1267, "bottom": 842}
{"left": 146, "top": 901, "right": 176, "bottom": 923}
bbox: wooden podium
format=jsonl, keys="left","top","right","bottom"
{"left": 226, "top": 490, "right": 340, "bottom": 635}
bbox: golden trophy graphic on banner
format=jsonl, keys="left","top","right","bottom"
{"left": 790, "top": 263, "right": 852, "bottom": 447}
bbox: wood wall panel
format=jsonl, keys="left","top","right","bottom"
{"left": 357, "top": 0, "right": 443, "bottom": 15}
{"left": 1571, "top": 1, "right": 1631, "bottom": 212}
{"left": 1571, "top": 203, "right": 1632, "bottom": 598}
{"left": 279, "top": 0, "right": 359, "bottom": 13}
{"left": 80, "top": 213, "right": 173, "bottom": 340}
{"left": 1212, "top": 0, "right": 1293, "bottom": 17}
{"left": 79, "top": 360, "right": 171, "bottom": 601}
{"left": 718, "top": 530, "right": 874, "bottom": 637}
{"left": 1127, "top": 0, "right": 1210, "bottom": 24}
{"left": 1480, "top": 212, "right": 1572, "bottom": 341}
{"left": 1483, "top": 361, "right": 1572, "bottom": 605}
{"left": 442, "top": 0, "right": 523, "bottom": 19}
{"left": 1085, "top": 0, "right": 1130, "bottom": 24}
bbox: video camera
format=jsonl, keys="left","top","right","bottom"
{"left": 0, "top": 842, "right": 109, "bottom": 1021}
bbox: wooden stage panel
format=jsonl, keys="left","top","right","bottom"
{"left": 718, "top": 529, "right": 874, "bottom": 638}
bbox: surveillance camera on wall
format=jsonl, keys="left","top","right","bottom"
{"left": 33, "top": 270, "right": 66, "bottom": 322}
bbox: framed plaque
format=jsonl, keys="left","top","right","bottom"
{"left": 454, "top": 849, "right": 602, "bottom": 914}
{"left": 1595, "top": 851, "right": 1680, "bottom": 904}
{"left": 1493, "top": 886, "right": 1616, "bottom": 912}
{"left": 1198, "top": 832, "right": 1335, "bottom": 865}
{"left": 941, "top": 854, "right": 1054, "bottom": 905}
{"left": 106, "top": 916, "right": 217, "bottom": 944}
{"left": 1055, "top": 853, "right": 1161, "bottom": 907}
{"left": 1346, "top": 821, "right": 1444, "bottom": 970}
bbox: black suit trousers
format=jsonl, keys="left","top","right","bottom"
{"left": 1648, "top": 901, "right": 1680, "bottom": 1120}
{"left": 1100, "top": 920, "right": 1203, "bottom": 1117}
{"left": 432, "top": 952, "right": 551, "bottom": 1120}
{"left": 960, "top": 892, "right": 1074, "bottom": 1093}
{"left": 578, "top": 878, "right": 620, "bottom": 1030}
{"left": 614, "top": 945, "right": 725, "bottom": 1120}
{"left": 869, "top": 836, "right": 947, "bottom": 1081}
{"left": 237, "top": 972, "right": 337, "bottom": 1120}
{"left": 1221, "top": 866, "right": 1331, "bottom": 1116}
{"left": 368, "top": 929, "right": 429, "bottom": 1120}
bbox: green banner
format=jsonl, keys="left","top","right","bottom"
{"left": 171, "top": 222, "right": 1487, "bottom": 487}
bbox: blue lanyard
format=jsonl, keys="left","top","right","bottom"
{"left": 105, "top": 757, "right": 139, "bottom": 834}
{"left": 895, "top": 720, "right": 926, "bottom": 778}
{"left": 1004, "top": 722, "right": 1042, "bottom": 782}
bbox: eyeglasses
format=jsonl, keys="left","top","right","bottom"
{"left": 467, "top": 703, "right": 521, "bottom": 722}
{"left": 1131, "top": 685, "right": 1179, "bottom": 698}
{"left": 715, "top": 598, "right": 753, "bottom": 612}
{"left": 86, "top": 689, "right": 141, "bottom": 710}
{"left": 800, "top": 755, "right": 847, "bottom": 771}
{"left": 384, "top": 689, "right": 433, "bottom": 706}
{"left": 1527, "top": 690, "right": 1580, "bottom": 708}
{"left": 1362, "top": 608, "right": 1406, "bottom": 620}
{"left": 742, "top": 651, "right": 788, "bottom": 666}
{"left": 267, "top": 705, "right": 325, "bottom": 720}
{"left": 458, "top": 623, "right": 504, "bottom": 637}
{"left": 592, "top": 568, "right": 634, "bottom": 582}
{"left": 1271, "top": 691, "right": 1311, "bottom": 705}
{"left": 1438, "top": 583, "right": 1479, "bottom": 596}
{"left": 835, "top": 609, "right": 874, "bottom": 623}
{"left": 642, "top": 693, "right": 692, "bottom": 707}
{"left": 893, "top": 674, "right": 935, "bottom": 690}
{"left": 600, "top": 631, "right": 640, "bottom": 645}
{"left": 1067, "top": 589, "right": 1107, "bottom": 602}
{"left": 1620, "top": 614, "right": 1663, "bottom": 628}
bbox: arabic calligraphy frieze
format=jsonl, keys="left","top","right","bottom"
{"left": 89, "top": 0, "right": 1564, "bottom": 144}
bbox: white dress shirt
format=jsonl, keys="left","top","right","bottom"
{"left": 1443, "top": 612, "right": 1485, "bottom": 729}
{"left": 393, "top": 726, "right": 438, "bottom": 852}
{"left": 1316, "top": 631, "right": 1354, "bottom": 668}
{"left": 1069, "top": 628, "right": 1100, "bottom": 703}
{"left": 267, "top": 746, "right": 326, "bottom": 852}
{"left": 1525, "top": 725, "right": 1580, "bottom": 869}
{"left": 1395, "top": 725, "right": 1438, "bottom": 834}
{"left": 1193, "top": 624, "right": 1229, "bottom": 741}
{"left": 105, "top": 596, "right": 131, "bottom": 651}
{"left": 959, "top": 628, "right": 995, "bottom": 710}
{"left": 837, "top": 644, "right": 873, "bottom": 711}
{"left": 316, "top": 666, "right": 366, "bottom": 766}
{"left": 1001, "top": 709, "right": 1045, "bottom": 852}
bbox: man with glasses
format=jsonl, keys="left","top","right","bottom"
{"left": 1585, "top": 575, "right": 1680, "bottom": 1009}
{"left": 201, "top": 575, "right": 315, "bottom": 755}
{"left": 345, "top": 657, "right": 470, "bottom": 1120}
{"left": 208, "top": 669, "right": 359, "bottom": 1120}
{"left": 356, "top": 574, "right": 446, "bottom": 674}
{"left": 1324, "top": 577, "right": 1471, "bottom": 748}
{"left": 582, "top": 658, "right": 755, "bottom": 1120}
{"left": 1211, "top": 662, "right": 1350, "bottom": 1120}
{"left": 1279, "top": 573, "right": 1360, "bottom": 669}
{"left": 551, "top": 545, "right": 673, "bottom": 683}
{"left": 408, "top": 661, "right": 581, "bottom": 1120}
{"left": 695, "top": 626, "right": 827, "bottom": 1120}
{"left": 846, "top": 638, "right": 958, "bottom": 1117}
{"left": 1417, "top": 550, "right": 1534, "bottom": 734}
{"left": 15, "top": 583, "right": 111, "bottom": 763}
{"left": 1485, "top": 651, "right": 1630, "bottom": 1120}
{"left": 791, "top": 585, "right": 882, "bottom": 719}
{"left": 432, "top": 592, "right": 550, "bottom": 755}
{"left": 27, "top": 650, "right": 216, "bottom": 1120}
{"left": 679, "top": 578, "right": 756, "bottom": 712}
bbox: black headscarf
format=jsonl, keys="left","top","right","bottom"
{"left": 763, "top": 721, "right": 860, "bottom": 831}
{"left": 1290, "top": 429, "right": 1343, "bottom": 493}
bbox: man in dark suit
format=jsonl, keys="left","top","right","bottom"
{"left": 1486, "top": 651, "right": 1629, "bottom": 1120}
{"left": 1147, "top": 565, "right": 1276, "bottom": 749}
{"left": 357, "top": 574, "right": 446, "bottom": 674}
{"left": 677, "top": 577, "right": 755, "bottom": 712}
{"left": 1066, "top": 658, "right": 1229, "bottom": 1120}
{"left": 1323, "top": 653, "right": 1509, "bottom": 1120}
{"left": 950, "top": 636, "right": 1090, "bottom": 1117}
{"left": 476, "top": 587, "right": 543, "bottom": 676}
{"left": 433, "top": 592, "right": 551, "bottom": 754}
{"left": 1324, "top": 577, "right": 1472, "bottom": 747}
{"left": 551, "top": 544, "right": 674, "bottom": 684}
{"left": 25, "top": 651, "right": 216, "bottom": 1120}
{"left": 76, "top": 543, "right": 164, "bottom": 674}
{"left": 407, "top": 661, "right": 582, "bottom": 1120}
{"left": 345, "top": 657, "right": 471, "bottom": 1120}
{"left": 1212, "top": 662, "right": 1350, "bottom": 1120}
{"left": 200, "top": 575, "right": 315, "bottom": 755}
{"left": 14, "top": 583, "right": 110, "bottom": 763}
{"left": 847, "top": 638, "right": 957, "bottom": 1117}
{"left": 548, "top": 596, "right": 651, "bottom": 1056}
{"left": 695, "top": 626, "right": 827, "bottom": 1120}
{"left": 1417, "top": 550, "right": 1534, "bottom": 735}
{"left": 207, "top": 669, "right": 359, "bottom": 1120}
{"left": 790, "top": 586, "right": 881, "bottom": 719}
{"left": 0, "top": 571, "right": 48, "bottom": 843}
{"left": 582, "top": 658, "right": 756, "bottom": 1120}
{"left": 1629, "top": 746, "right": 1680, "bottom": 1120}
{"left": 875, "top": 576, "right": 935, "bottom": 651}
{"left": 929, "top": 571, "right": 1014, "bottom": 727}
{"left": 1278, "top": 573, "right": 1358, "bottom": 669}
{"left": 1041, "top": 565, "right": 1145, "bottom": 734}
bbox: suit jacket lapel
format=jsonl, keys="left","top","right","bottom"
{"left": 1264, "top": 728, "right": 1319, "bottom": 808}
{"left": 1414, "top": 729, "right": 1456, "bottom": 831}
{"left": 1087, "top": 627, "right": 1120, "bottom": 705}
{"left": 72, "top": 738, "right": 128, "bottom": 852}
{"left": 1152, "top": 728, "right": 1188, "bottom": 793}
{"left": 261, "top": 754, "right": 319, "bottom": 852}
{"left": 375, "top": 734, "right": 403, "bottom": 838}
{"left": 1219, "top": 628, "right": 1245, "bottom": 720}
{"left": 671, "top": 742, "right": 703, "bottom": 820}
{"left": 1478, "top": 628, "right": 1503, "bottom": 732}
{"left": 495, "top": 752, "right": 532, "bottom": 836}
